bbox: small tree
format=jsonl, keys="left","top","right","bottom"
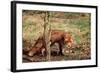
{"left": 43, "top": 11, "right": 51, "bottom": 61}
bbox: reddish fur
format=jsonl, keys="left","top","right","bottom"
{"left": 64, "top": 32, "right": 74, "bottom": 48}
{"left": 50, "top": 30, "right": 74, "bottom": 55}
{"left": 28, "top": 30, "right": 74, "bottom": 56}
{"left": 28, "top": 37, "right": 46, "bottom": 57}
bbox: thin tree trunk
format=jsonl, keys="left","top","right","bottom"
{"left": 43, "top": 11, "right": 51, "bottom": 61}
